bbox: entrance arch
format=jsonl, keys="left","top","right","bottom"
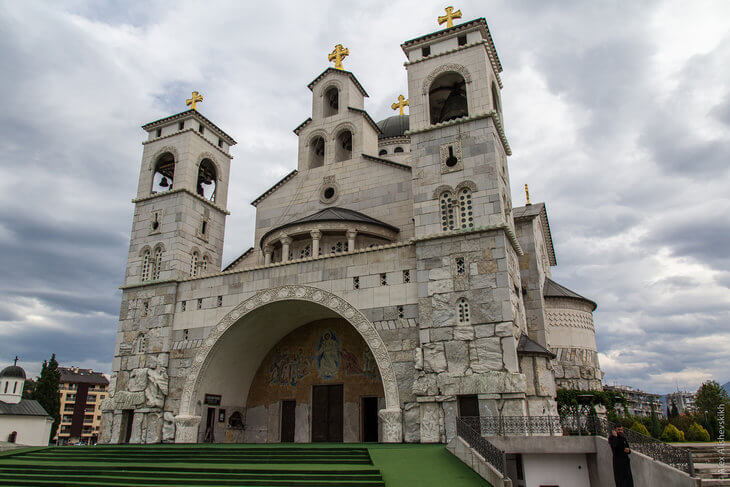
{"left": 176, "top": 285, "right": 402, "bottom": 443}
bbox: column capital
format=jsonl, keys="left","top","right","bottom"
{"left": 263, "top": 244, "right": 273, "bottom": 253}
{"left": 279, "top": 235, "right": 292, "bottom": 245}
{"left": 310, "top": 229, "right": 322, "bottom": 239}
{"left": 346, "top": 229, "right": 358, "bottom": 239}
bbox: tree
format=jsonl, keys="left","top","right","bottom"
{"left": 22, "top": 378, "right": 35, "bottom": 400}
{"left": 669, "top": 400, "right": 679, "bottom": 419}
{"left": 31, "top": 354, "right": 61, "bottom": 441}
{"left": 649, "top": 401, "right": 662, "bottom": 438}
{"left": 630, "top": 421, "right": 650, "bottom": 436}
{"left": 660, "top": 423, "right": 685, "bottom": 442}
{"left": 686, "top": 422, "right": 711, "bottom": 442}
{"left": 695, "top": 380, "right": 730, "bottom": 440}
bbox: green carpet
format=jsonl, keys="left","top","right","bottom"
{"left": 0, "top": 443, "right": 491, "bottom": 487}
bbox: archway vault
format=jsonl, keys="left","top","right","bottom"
{"left": 176, "top": 285, "right": 402, "bottom": 442}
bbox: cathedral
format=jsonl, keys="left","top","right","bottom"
{"left": 100, "top": 11, "right": 603, "bottom": 445}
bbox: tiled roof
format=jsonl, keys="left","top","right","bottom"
{"left": 0, "top": 399, "right": 50, "bottom": 417}
{"left": 512, "top": 203, "right": 556, "bottom": 266}
{"left": 223, "top": 247, "right": 254, "bottom": 272}
{"left": 307, "top": 68, "right": 369, "bottom": 97}
{"left": 543, "top": 278, "right": 597, "bottom": 311}
{"left": 58, "top": 367, "right": 109, "bottom": 386}
{"left": 516, "top": 334, "right": 556, "bottom": 358}
{"left": 141, "top": 110, "right": 237, "bottom": 145}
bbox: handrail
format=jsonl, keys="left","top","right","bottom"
{"left": 456, "top": 417, "right": 508, "bottom": 476}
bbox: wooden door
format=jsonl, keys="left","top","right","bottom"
{"left": 281, "top": 400, "right": 296, "bottom": 443}
{"left": 312, "top": 384, "right": 343, "bottom": 442}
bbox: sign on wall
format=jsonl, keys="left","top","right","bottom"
{"left": 204, "top": 394, "right": 221, "bottom": 406}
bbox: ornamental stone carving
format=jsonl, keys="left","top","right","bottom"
{"left": 378, "top": 408, "right": 404, "bottom": 443}
{"left": 174, "top": 415, "right": 201, "bottom": 443}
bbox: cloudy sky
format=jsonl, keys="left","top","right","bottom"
{"left": 1, "top": 0, "right": 728, "bottom": 394}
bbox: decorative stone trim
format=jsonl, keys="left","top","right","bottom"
{"left": 406, "top": 111, "right": 512, "bottom": 156}
{"left": 172, "top": 339, "right": 203, "bottom": 350}
{"left": 142, "top": 109, "right": 237, "bottom": 145}
{"left": 421, "top": 63, "right": 473, "bottom": 96}
{"left": 378, "top": 135, "right": 410, "bottom": 146}
{"left": 148, "top": 145, "right": 180, "bottom": 170}
{"left": 373, "top": 318, "right": 418, "bottom": 330}
{"left": 142, "top": 128, "right": 233, "bottom": 159}
{"left": 416, "top": 223, "right": 523, "bottom": 256}
{"left": 132, "top": 188, "right": 230, "bottom": 215}
{"left": 307, "top": 67, "right": 369, "bottom": 98}
{"left": 362, "top": 154, "right": 412, "bottom": 171}
{"left": 177, "top": 285, "right": 401, "bottom": 427}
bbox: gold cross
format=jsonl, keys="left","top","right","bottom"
{"left": 391, "top": 94, "right": 409, "bottom": 116}
{"left": 328, "top": 44, "right": 349, "bottom": 70}
{"left": 438, "top": 6, "right": 462, "bottom": 28}
{"left": 186, "top": 91, "right": 203, "bottom": 111}
{"left": 525, "top": 184, "right": 531, "bottom": 205}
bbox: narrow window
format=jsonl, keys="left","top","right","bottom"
{"left": 201, "top": 220, "right": 207, "bottom": 235}
{"left": 380, "top": 273, "right": 387, "bottom": 286}
{"left": 155, "top": 128, "right": 162, "bottom": 137}
{"left": 335, "top": 130, "right": 353, "bottom": 162}
{"left": 141, "top": 250, "right": 151, "bottom": 281}
{"left": 445, "top": 146, "right": 458, "bottom": 167}
{"left": 197, "top": 298, "right": 203, "bottom": 310}
{"left": 178, "top": 121, "right": 184, "bottom": 130}
{"left": 181, "top": 301, "right": 186, "bottom": 312}
{"left": 456, "top": 257, "right": 466, "bottom": 275}
{"left": 183, "top": 329, "right": 189, "bottom": 340}
{"left": 457, "top": 298, "right": 470, "bottom": 324}
{"left": 201, "top": 255, "right": 208, "bottom": 273}
{"left": 353, "top": 277, "right": 360, "bottom": 290}
{"left": 197, "top": 159, "right": 217, "bottom": 201}
{"left": 3, "top": 382, "right": 7, "bottom": 393}
{"left": 440, "top": 191, "right": 456, "bottom": 231}
{"left": 13, "top": 382, "right": 17, "bottom": 394}
{"left": 402, "top": 270, "right": 410, "bottom": 283}
{"left": 379, "top": 149, "right": 387, "bottom": 156}
{"left": 457, "top": 35, "right": 467, "bottom": 46}
{"left": 152, "top": 247, "right": 162, "bottom": 280}
{"left": 217, "top": 138, "right": 223, "bottom": 148}
{"left": 217, "top": 295, "right": 223, "bottom": 307}
{"left": 142, "top": 301, "right": 149, "bottom": 316}
{"left": 309, "top": 136, "right": 325, "bottom": 168}
{"left": 324, "top": 87, "right": 339, "bottom": 117}
{"left": 397, "top": 306, "right": 404, "bottom": 319}
{"left": 458, "top": 188, "right": 474, "bottom": 229}
{"left": 198, "top": 124, "right": 204, "bottom": 134}
{"left": 422, "top": 46, "right": 431, "bottom": 57}
{"left": 190, "top": 251, "right": 199, "bottom": 277}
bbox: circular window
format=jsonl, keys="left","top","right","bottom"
{"left": 323, "top": 187, "right": 335, "bottom": 199}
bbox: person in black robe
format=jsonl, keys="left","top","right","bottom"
{"left": 609, "top": 426, "right": 635, "bottom": 487}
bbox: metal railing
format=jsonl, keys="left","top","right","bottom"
{"left": 456, "top": 417, "right": 507, "bottom": 476}
{"left": 461, "top": 415, "right": 563, "bottom": 436}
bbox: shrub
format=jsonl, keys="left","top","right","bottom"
{"left": 661, "top": 424, "right": 685, "bottom": 442}
{"left": 671, "top": 413, "right": 694, "bottom": 434}
{"left": 630, "top": 422, "right": 650, "bottom": 436}
{"left": 685, "top": 422, "right": 711, "bottom": 442}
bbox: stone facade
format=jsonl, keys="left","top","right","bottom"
{"left": 101, "top": 16, "right": 602, "bottom": 445}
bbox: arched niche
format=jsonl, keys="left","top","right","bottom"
{"left": 197, "top": 158, "right": 217, "bottom": 201}
{"left": 323, "top": 86, "right": 339, "bottom": 117}
{"left": 309, "top": 136, "right": 325, "bottom": 168}
{"left": 334, "top": 130, "right": 352, "bottom": 162}
{"left": 429, "top": 72, "right": 469, "bottom": 124}
{"left": 151, "top": 152, "right": 175, "bottom": 194}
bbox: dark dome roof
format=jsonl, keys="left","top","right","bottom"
{"left": 376, "top": 115, "right": 409, "bottom": 139}
{"left": 0, "top": 365, "right": 26, "bottom": 380}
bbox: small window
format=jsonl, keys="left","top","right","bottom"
{"left": 217, "top": 138, "right": 223, "bottom": 148}
{"left": 217, "top": 295, "right": 223, "bottom": 307}
{"left": 378, "top": 149, "right": 387, "bottom": 156}
{"left": 457, "top": 35, "right": 467, "bottom": 46}
{"left": 190, "top": 251, "right": 199, "bottom": 277}
{"left": 141, "top": 249, "right": 151, "bottom": 281}
{"left": 380, "top": 273, "right": 387, "bottom": 286}
{"left": 456, "top": 257, "right": 466, "bottom": 275}
{"left": 142, "top": 301, "right": 149, "bottom": 316}
{"left": 402, "top": 270, "right": 410, "bottom": 283}
{"left": 422, "top": 46, "right": 431, "bottom": 57}
{"left": 394, "top": 146, "right": 404, "bottom": 153}
{"left": 152, "top": 247, "right": 162, "bottom": 280}
{"left": 445, "top": 146, "right": 458, "bottom": 167}
{"left": 323, "top": 187, "right": 336, "bottom": 200}
{"left": 353, "top": 277, "right": 360, "bottom": 290}
{"left": 457, "top": 298, "right": 470, "bottom": 324}
{"left": 183, "top": 329, "right": 189, "bottom": 340}
{"left": 155, "top": 128, "right": 162, "bottom": 137}
{"left": 201, "top": 220, "right": 207, "bottom": 235}
{"left": 178, "top": 121, "right": 184, "bottom": 130}
{"left": 181, "top": 301, "right": 186, "bottom": 312}
{"left": 197, "top": 298, "right": 203, "bottom": 310}
{"left": 397, "top": 306, "right": 404, "bottom": 318}
{"left": 440, "top": 191, "right": 456, "bottom": 231}
{"left": 198, "top": 124, "right": 204, "bottom": 134}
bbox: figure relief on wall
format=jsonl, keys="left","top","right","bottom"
{"left": 316, "top": 329, "right": 341, "bottom": 379}
{"left": 269, "top": 348, "right": 310, "bottom": 386}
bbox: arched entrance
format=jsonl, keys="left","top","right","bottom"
{"left": 176, "top": 285, "right": 402, "bottom": 443}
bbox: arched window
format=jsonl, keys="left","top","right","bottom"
{"left": 309, "top": 136, "right": 325, "bottom": 168}
{"left": 141, "top": 249, "right": 151, "bottom": 281}
{"left": 299, "top": 244, "right": 311, "bottom": 259}
{"left": 151, "top": 152, "right": 175, "bottom": 194}
{"left": 394, "top": 146, "right": 404, "bottom": 153}
{"left": 457, "top": 298, "right": 470, "bottom": 324}
{"left": 335, "top": 130, "right": 352, "bottom": 162}
{"left": 378, "top": 149, "right": 387, "bottom": 156}
{"left": 8, "top": 432, "right": 16, "bottom": 443}
{"left": 491, "top": 82, "right": 501, "bottom": 115}
{"left": 429, "top": 72, "right": 468, "bottom": 124}
{"left": 331, "top": 241, "right": 346, "bottom": 253}
{"left": 458, "top": 188, "right": 474, "bottom": 229}
{"left": 152, "top": 247, "right": 162, "bottom": 280}
{"left": 440, "top": 191, "right": 456, "bottom": 231}
{"left": 201, "top": 255, "right": 208, "bottom": 273}
{"left": 197, "top": 159, "right": 217, "bottom": 202}
{"left": 190, "top": 251, "right": 199, "bottom": 277}
{"left": 324, "top": 86, "right": 339, "bottom": 117}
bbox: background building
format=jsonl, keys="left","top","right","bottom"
{"left": 665, "top": 390, "right": 696, "bottom": 415}
{"left": 604, "top": 384, "right": 663, "bottom": 417}
{"left": 0, "top": 362, "right": 53, "bottom": 446}
{"left": 56, "top": 367, "right": 109, "bottom": 445}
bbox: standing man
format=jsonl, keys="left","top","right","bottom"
{"left": 609, "top": 426, "right": 635, "bottom": 487}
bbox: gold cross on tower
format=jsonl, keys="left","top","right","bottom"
{"left": 391, "top": 94, "right": 409, "bottom": 116}
{"left": 186, "top": 91, "right": 204, "bottom": 111}
{"left": 524, "top": 184, "right": 531, "bottom": 205}
{"left": 438, "top": 6, "right": 462, "bottom": 28}
{"left": 328, "top": 44, "right": 349, "bottom": 70}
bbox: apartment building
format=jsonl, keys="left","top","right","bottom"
{"left": 55, "top": 367, "right": 109, "bottom": 445}
{"left": 604, "top": 384, "right": 664, "bottom": 417}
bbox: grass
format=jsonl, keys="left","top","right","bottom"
{"left": 0, "top": 443, "right": 491, "bottom": 486}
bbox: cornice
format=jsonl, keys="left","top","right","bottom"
{"left": 250, "top": 169, "right": 298, "bottom": 207}
{"left": 142, "top": 128, "right": 233, "bottom": 160}
{"left": 348, "top": 107, "right": 382, "bottom": 134}
{"left": 405, "top": 111, "right": 512, "bottom": 156}
{"left": 293, "top": 117, "right": 312, "bottom": 135}
{"left": 404, "top": 40, "right": 502, "bottom": 88}
{"left": 132, "top": 188, "right": 231, "bottom": 215}
{"left": 415, "top": 223, "right": 523, "bottom": 256}
{"left": 307, "top": 68, "right": 369, "bottom": 97}
{"left": 378, "top": 135, "right": 410, "bottom": 145}
{"left": 142, "top": 110, "right": 237, "bottom": 145}
{"left": 362, "top": 154, "right": 412, "bottom": 171}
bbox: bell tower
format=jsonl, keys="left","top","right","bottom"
{"left": 124, "top": 100, "right": 237, "bottom": 285}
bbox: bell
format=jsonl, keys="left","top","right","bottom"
{"left": 438, "top": 84, "right": 468, "bottom": 123}
{"left": 159, "top": 177, "right": 169, "bottom": 188}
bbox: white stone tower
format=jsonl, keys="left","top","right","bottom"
{"left": 0, "top": 360, "right": 26, "bottom": 405}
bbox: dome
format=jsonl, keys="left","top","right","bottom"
{"left": 0, "top": 365, "right": 25, "bottom": 380}
{"left": 376, "top": 115, "right": 409, "bottom": 139}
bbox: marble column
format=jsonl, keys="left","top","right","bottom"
{"left": 310, "top": 229, "right": 321, "bottom": 257}
{"left": 263, "top": 245, "right": 272, "bottom": 265}
{"left": 280, "top": 236, "right": 292, "bottom": 262}
{"left": 346, "top": 229, "right": 357, "bottom": 252}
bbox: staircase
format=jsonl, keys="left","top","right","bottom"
{"left": 0, "top": 445, "right": 386, "bottom": 486}
{"left": 686, "top": 444, "right": 729, "bottom": 486}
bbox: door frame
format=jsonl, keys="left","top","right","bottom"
{"left": 310, "top": 383, "right": 344, "bottom": 443}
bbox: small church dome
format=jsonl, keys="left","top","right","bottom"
{"left": 377, "top": 115, "right": 409, "bottom": 139}
{"left": 0, "top": 365, "right": 26, "bottom": 380}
